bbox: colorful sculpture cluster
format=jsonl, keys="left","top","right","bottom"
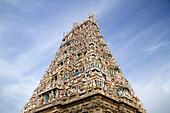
{"left": 23, "top": 14, "right": 144, "bottom": 112}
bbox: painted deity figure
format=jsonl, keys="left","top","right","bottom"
{"left": 49, "top": 92, "right": 52, "bottom": 102}
{"left": 37, "top": 97, "right": 40, "bottom": 105}
{"left": 56, "top": 90, "right": 59, "bottom": 99}
{"left": 93, "top": 79, "right": 96, "bottom": 87}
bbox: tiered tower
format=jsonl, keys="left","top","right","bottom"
{"left": 23, "top": 14, "right": 146, "bottom": 113}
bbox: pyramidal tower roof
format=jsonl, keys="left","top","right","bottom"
{"left": 23, "top": 14, "right": 146, "bottom": 113}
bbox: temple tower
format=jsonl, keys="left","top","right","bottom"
{"left": 23, "top": 14, "right": 146, "bottom": 113}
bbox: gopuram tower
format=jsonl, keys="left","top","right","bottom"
{"left": 23, "top": 14, "right": 146, "bottom": 113}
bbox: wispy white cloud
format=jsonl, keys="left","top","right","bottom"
{"left": 134, "top": 73, "right": 170, "bottom": 113}
{"left": 142, "top": 40, "right": 170, "bottom": 53}
{"left": 143, "top": 43, "right": 164, "bottom": 52}
{"left": 0, "top": 0, "right": 46, "bottom": 13}
{"left": 163, "top": 79, "right": 170, "bottom": 94}
{"left": 129, "top": 56, "right": 170, "bottom": 113}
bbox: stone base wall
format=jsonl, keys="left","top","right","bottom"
{"left": 28, "top": 89, "right": 146, "bottom": 113}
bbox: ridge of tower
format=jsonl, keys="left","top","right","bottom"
{"left": 23, "top": 14, "right": 146, "bottom": 113}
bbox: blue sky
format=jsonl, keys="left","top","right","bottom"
{"left": 0, "top": 0, "right": 170, "bottom": 113}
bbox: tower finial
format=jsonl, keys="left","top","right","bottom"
{"left": 88, "top": 14, "right": 98, "bottom": 25}
{"left": 88, "top": 14, "right": 94, "bottom": 19}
